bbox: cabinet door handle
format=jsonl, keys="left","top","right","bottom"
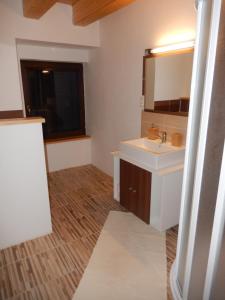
{"left": 132, "top": 190, "right": 137, "bottom": 193}
{"left": 128, "top": 187, "right": 133, "bottom": 191}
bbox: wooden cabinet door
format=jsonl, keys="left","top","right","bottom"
{"left": 120, "top": 159, "right": 135, "bottom": 211}
{"left": 120, "top": 159, "right": 151, "bottom": 224}
{"left": 135, "top": 165, "right": 151, "bottom": 224}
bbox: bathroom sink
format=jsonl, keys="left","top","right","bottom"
{"left": 119, "top": 138, "right": 185, "bottom": 170}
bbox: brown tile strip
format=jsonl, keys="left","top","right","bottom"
{"left": 154, "top": 98, "right": 189, "bottom": 113}
{"left": 166, "top": 226, "right": 178, "bottom": 300}
{"left": 0, "top": 165, "right": 178, "bottom": 300}
{"left": 0, "top": 110, "right": 23, "bottom": 119}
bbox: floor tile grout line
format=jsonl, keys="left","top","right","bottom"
{"left": 5, "top": 265, "right": 83, "bottom": 300}
{"left": 0, "top": 230, "right": 101, "bottom": 271}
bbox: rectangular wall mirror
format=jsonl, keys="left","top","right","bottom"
{"left": 143, "top": 48, "right": 194, "bottom": 116}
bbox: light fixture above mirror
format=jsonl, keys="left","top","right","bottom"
{"left": 151, "top": 40, "right": 195, "bottom": 54}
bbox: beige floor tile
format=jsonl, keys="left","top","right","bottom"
{"left": 73, "top": 212, "right": 167, "bottom": 300}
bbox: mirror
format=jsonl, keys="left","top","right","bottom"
{"left": 143, "top": 49, "right": 194, "bottom": 115}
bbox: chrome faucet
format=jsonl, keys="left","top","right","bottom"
{"left": 159, "top": 131, "right": 167, "bottom": 143}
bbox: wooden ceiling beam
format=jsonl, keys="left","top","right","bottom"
{"left": 57, "top": 0, "right": 79, "bottom": 5}
{"left": 23, "top": 0, "right": 57, "bottom": 19}
{"left": 23, "top": 0, "right": 136, "bottom": 25}
{"left": 72, "top": 0, "right": 136, "bottom": 26}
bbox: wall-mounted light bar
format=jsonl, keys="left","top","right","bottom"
{"left": 151, "top": 40, "right": 195, "bottom": 54}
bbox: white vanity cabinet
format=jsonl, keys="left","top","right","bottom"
{"left": 150, "top": 164, "right": 183, "bottom": 231}
{"left": 113, "top": 139, "right": 184, "bottom": 231}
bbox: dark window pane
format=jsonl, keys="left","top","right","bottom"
{"left": 21, "top": 61, "right": 85, "bottom": 139}
{"left": 54, "top": 71, "right": 81, "bottom": 132}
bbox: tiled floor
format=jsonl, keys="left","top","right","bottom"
{"left": 0, "top": 165, "right": 177, "bottom": 300}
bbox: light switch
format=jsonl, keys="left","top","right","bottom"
{"left": 140, "top": 95, "right": 145, "bottom": 107}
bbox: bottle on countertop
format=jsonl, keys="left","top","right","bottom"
{"left": 148, "top": 123, "right": 159, "bottom": 140}
{"left": 171, "top": 132, "right": 183, "bottom": 147}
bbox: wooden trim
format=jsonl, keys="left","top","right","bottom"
{"left": 0, "top": 117, "right": 45, "bottom": 126}
{"left": 45, "top": 135, "right": 91, "bottom": 144}
{"left": 57, "top": 0, "right": 79, "bottom": 4}
{"left": 0, "top": 110, "right": 24, "bottom": 119}
{"left": 23, "top": 0, "right": 56, "bottom": 19}
{"left": 144, "top": 97, "right": 189, "bottom": 116}
{"left": 142, "top": 56, "right": 146, "bottom": 96}
{"left": 154, "top": 98, "right": 189, "bottom": 113}
{"left": 72, "top": 0, "right": 136, "bottom": 26}
{"left": 156, "top": 99, "right": 189, "bottom": 113}
{"left": 144, "top": 109, "right": 188, "bottom": 117}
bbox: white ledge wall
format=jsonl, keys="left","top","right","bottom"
{"left": 0, "top": 0, "right": 100, "bottom": 112}
{"left": 0, "top": 120, "right": 52, "bottom": 249}
{"left": 45, "top": 138, "right": 92, "bottom": 172}
{"left": 85, "top": 0, "right": 196, "bottom": 175}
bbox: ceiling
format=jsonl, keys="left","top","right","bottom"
{"left": 23, "top": 0, "right": 136, "bottom": 26}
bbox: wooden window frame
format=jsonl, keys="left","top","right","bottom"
{"left": 20, "top": 60, "right": 86, "bottom": 140}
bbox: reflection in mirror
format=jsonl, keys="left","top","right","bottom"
{"left": 143, "top": 48, "right": 194, "bottom": 116}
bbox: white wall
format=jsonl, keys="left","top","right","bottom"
{"left": 86, "top": 0, "right": 196, "bottom": 175}
{"left": 17, "top": 42, "right": 90, "bottom": 63}
{"left": 0, "top": 0, "right": 100, "bottom": 112}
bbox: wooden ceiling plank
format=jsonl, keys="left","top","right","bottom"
{"left": 23, "top": 0, "right": 57, "bottom": 19}
{"left": 56, "top": 0, "right": 79, "bottom": 5}
{"left": 73, "top": 0, "right": 114, "bottom": 23}
{"left": 73, "top": 0, "right": 136, "bottom": 26}
{"left": 23, "top": 0, "right": 136, "bottom": 25}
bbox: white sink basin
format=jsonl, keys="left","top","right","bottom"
{"left": 119, "top": 138, "right": 185, "bottom": 170}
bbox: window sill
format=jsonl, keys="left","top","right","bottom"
{"left": 0, "top": 117, "right": 45, "bottom": 126}
{"left": 44, "top": 135, "right": 91, "bottom": 145}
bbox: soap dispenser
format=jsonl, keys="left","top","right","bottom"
{"left": 148, "top": 124, "right": 159, "bottom": 140}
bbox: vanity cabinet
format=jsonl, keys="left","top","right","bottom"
{"left": 120, "top": 159, "right": 151, "bottom": 224}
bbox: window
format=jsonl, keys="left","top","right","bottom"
{"left": 20, "top": 60, "right": 86, "bottom": 140}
